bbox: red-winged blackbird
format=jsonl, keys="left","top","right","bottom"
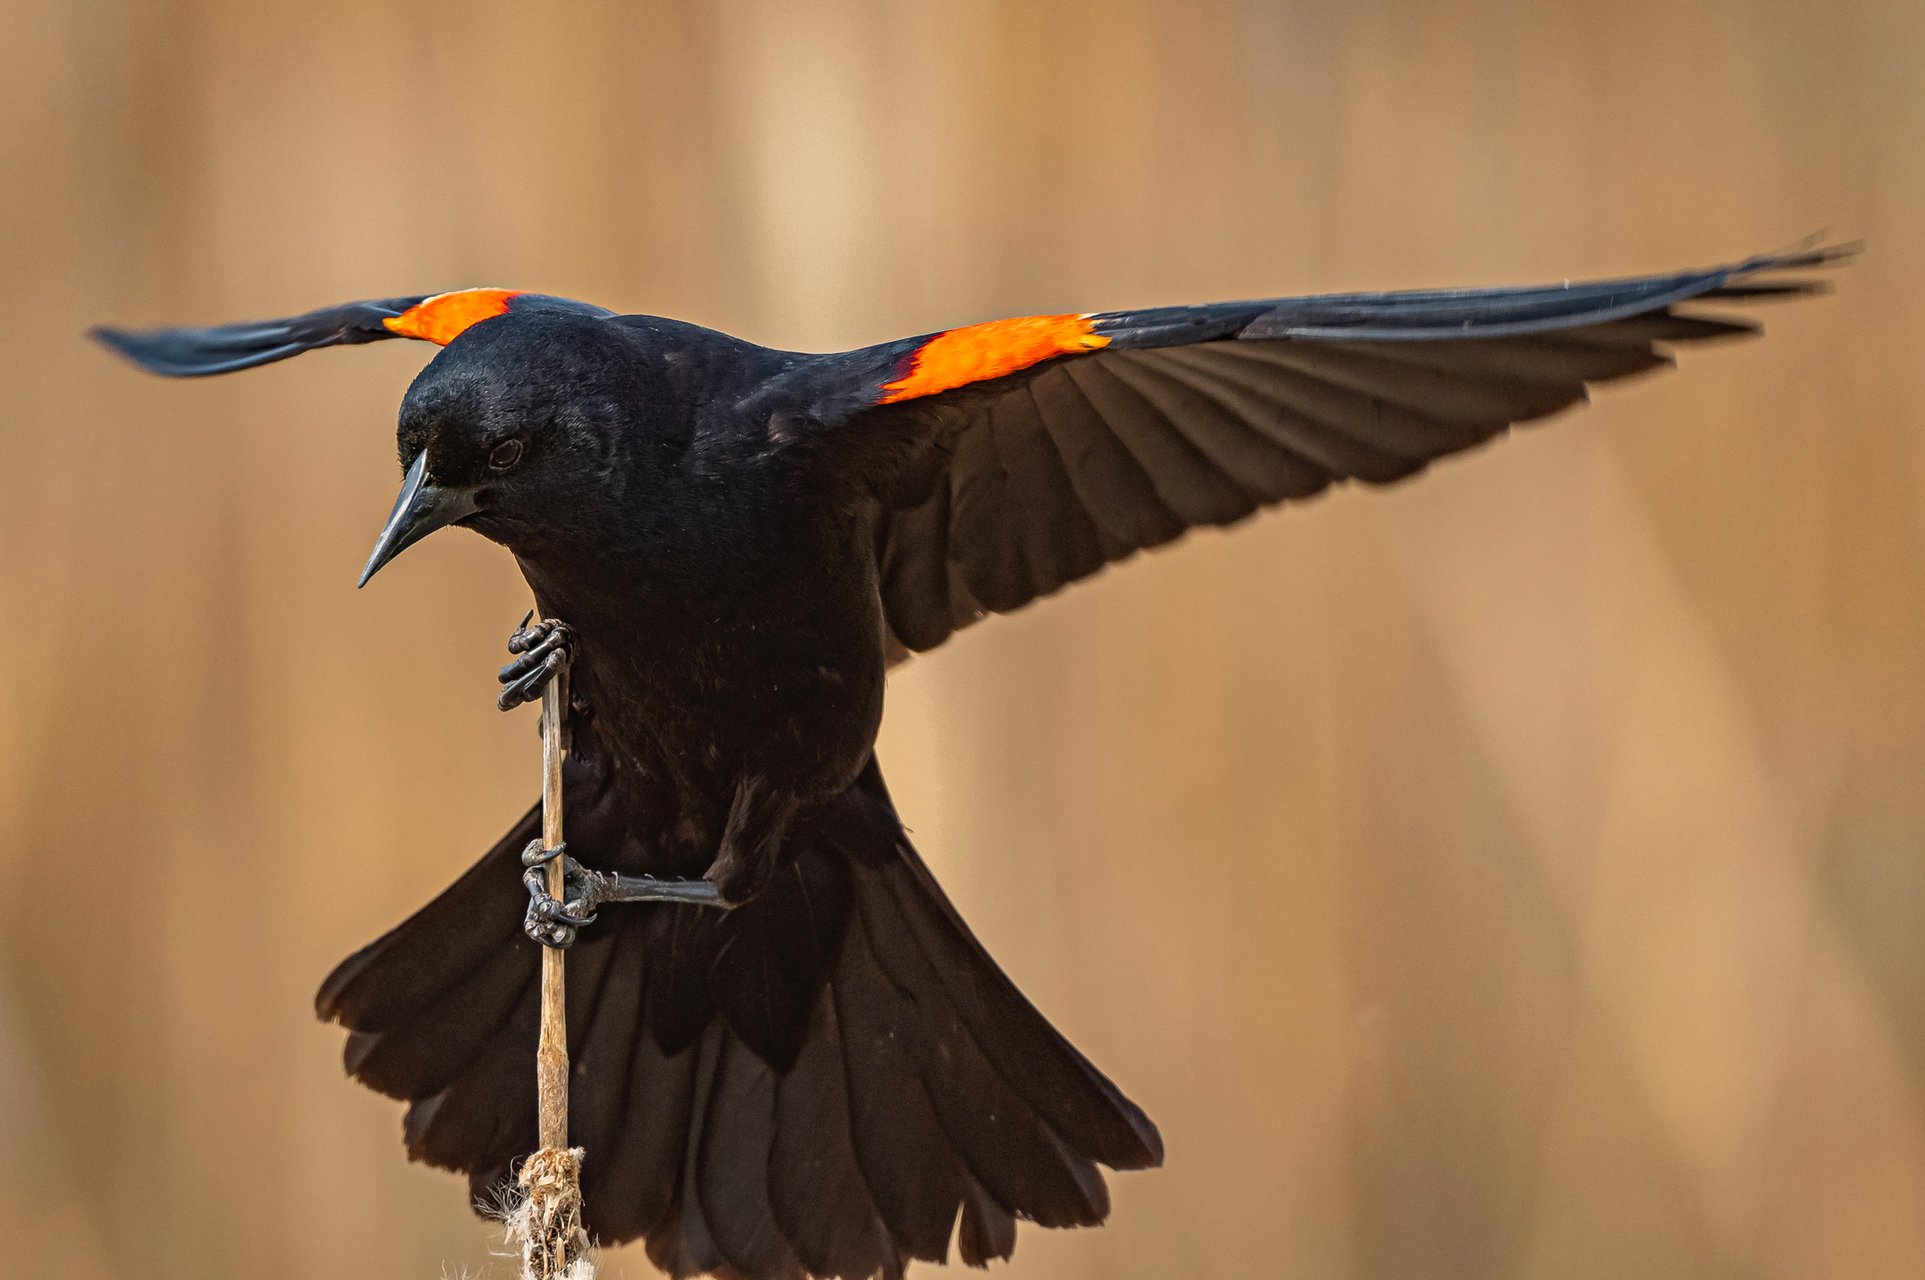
{"left": 97, "top": 244, "right": 1845, "bottom": 1279}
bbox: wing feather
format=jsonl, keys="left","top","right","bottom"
{"left": 826, "top": 246, "right": 1851, "bottom": 659}
{"left": 987, "top": 382, "right": 1112, "bottom": 595}
{"left": 1060, "top": 360, "right": 1263, "bottom": 524}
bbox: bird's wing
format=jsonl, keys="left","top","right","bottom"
{"left": 93, "top": 288, "right": 610, "bottom": 376}
{"left": 757, "top": 244, "right": 1851, "bottom": 658}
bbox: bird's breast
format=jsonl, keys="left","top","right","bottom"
{"left": 547, "top": 566, "right": 888, "bottom": 830}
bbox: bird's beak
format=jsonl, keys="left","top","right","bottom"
{"left": 357, "top": 451, "right": 480, "bottom": 587}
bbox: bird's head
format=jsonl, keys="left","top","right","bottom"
{"left": 360, "top": 309, "right": 673, "bottom": 586}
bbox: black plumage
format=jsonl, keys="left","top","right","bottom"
{"left": 95, "top": 245, "right": 1847, "bottom": 1278}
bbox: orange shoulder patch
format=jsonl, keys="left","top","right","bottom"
{"left": 382, "top": 288, "right": 522, "bottom": 345}
{"left": 880, "top": 314, "right": 1109, "bottom": 404}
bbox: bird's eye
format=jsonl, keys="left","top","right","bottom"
{"left": 488, "top": 438, "right": 524, "bottom": 471}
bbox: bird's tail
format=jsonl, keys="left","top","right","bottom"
{"left": 315, "top": 759, "right": 1161, "bottom": 1279}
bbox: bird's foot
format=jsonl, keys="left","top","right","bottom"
{"left": 521, "top": 840, "right": 598, "bottom": 948}
{"left": 520, "top": 840, "right": 733, "bottom": 948}
{"left": 498, "top": 612, "right": 575, "bottom": 711}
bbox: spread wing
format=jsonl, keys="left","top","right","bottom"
{"left": 93, "top": 289, "right": 610, "bottom": 376}
{"left": 757, "top": 245, "right": 1850, "bottom": 658}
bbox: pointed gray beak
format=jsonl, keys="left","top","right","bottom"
{"left": 357, "top": 451, "right": 480, "bottom": 587}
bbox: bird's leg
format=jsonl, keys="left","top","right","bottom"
{"left": 520, "top": 840, "right": 730, "bottom": 949}
{"left": 498, "top": 611, "right": 575, "bottom": 711}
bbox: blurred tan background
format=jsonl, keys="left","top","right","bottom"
{"left": 3, "top": 2, "right": 1922, "bottom": 1278}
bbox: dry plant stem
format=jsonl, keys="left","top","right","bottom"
{"left": 537, "top": 665, "right": 570, "bottom": 1150}
{"left": 512, "top": 645, "right": 591, "bottom": 1280}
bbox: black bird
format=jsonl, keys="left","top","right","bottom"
{"left": 97, "top": 244, "right": 1846, "bottom": 1279}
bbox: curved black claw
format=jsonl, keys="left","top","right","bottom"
{"left": 522, "top": 840, "right": 601, "bottom": 949}
{"left": 521, "top": 838, "right": 566, "bottom": 869}
{"left": 498, "top": 614, "right": 576, "bottom": 711}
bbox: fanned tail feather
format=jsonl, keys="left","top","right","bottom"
{"left": 316, "top": 759, "right": 1158, "bottom": 1278}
